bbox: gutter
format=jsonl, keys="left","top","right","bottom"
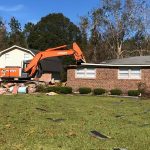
{"left": 81, "top": 63, "right": 150, "bottom": 67}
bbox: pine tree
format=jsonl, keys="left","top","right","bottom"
{"left": 8, "top": 17, "right": 26, "bottom": 47}
{"left": 0, "top": 17, "right": 8, "bottom": 51}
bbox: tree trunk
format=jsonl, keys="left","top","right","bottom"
{"left": 116, "top": 42, "right": 122, "bottom": 59}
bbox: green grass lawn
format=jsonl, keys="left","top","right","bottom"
{"left": 0, "top": 95, "right": 150, "bottom": 150}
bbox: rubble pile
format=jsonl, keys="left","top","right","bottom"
{"left": 0, "top": 82, "right": 37, "bottom": 95}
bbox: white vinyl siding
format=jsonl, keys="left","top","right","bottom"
{"left": 75, "top": 68, "right": 96, "bottom": 79}
{"left": 0, "top": 49, "right": 34, "bottom": 68}
{"left": 118, "top": 68, "right": 141, "bottom": 79}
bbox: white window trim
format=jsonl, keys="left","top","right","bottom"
{"left": 75, "top": 68, "right": 96, "bottom": 79}
{"left": 118, "top": 68, "right": 141, "bottom": 80}
{"left": 5, "top": 53, "right": 10, "bottom": 60}
{"left": 24, "top": 53, "right": 30, "bottom": 60}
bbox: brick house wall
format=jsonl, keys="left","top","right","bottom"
{"left": 67, "top": 67, "right": 150, "bottom": 92}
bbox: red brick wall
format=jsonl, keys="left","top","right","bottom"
{"left": 67, "top": 67, "right": 150, "bottom": 92}
{"left": 39, "top": 73, "right": 52, "bottom": 83}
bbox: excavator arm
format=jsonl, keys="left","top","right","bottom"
{"left": 24, "top": 42, "right": 86, "bottom": 77}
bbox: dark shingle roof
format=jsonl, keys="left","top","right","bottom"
{"left": 102, "top": 56, "right": 150, "bottom": 65}
{"left": 29, "top": 49, "right": 63, "bottom": 72}
{"left": 30, "top": 49, "right": 40, "bottom": 55}
{"left": 40, "top": 57, "right": 63, "bottom": 72}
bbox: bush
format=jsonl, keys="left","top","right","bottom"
{"left": 46, "top": 86, "right": 72, "bottom": 94}
{"left": 36, "top": 85, "right": 48, "bottom": 93}
{"left": 59, "top": 87, "right": 72, "bottom": 94}
{"left": 128, "top": 90, "right": 140, "bottom": 96}
{"left": 46, "top": 86, "right": 61, "bottom": 93}
{"left": 93, "top": 88, "right": 106, "bottom": 95}
{"left": 79, "top": 87, "right": 91, "bottom": 94}
{"left": 138, "top": 82, "right": 146, "bottom": 94}
{"left": 110, "top": 89, "right": 122, "bottom": 95}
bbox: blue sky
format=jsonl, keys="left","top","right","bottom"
{"left": 0, "top": 0, "right": 100, "bottom": 28}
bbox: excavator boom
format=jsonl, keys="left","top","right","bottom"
{"left": 24, "top": 42, "right": 85, "bottom": 77}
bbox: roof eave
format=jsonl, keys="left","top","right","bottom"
{"left": 81, "top": 63, "right": 150, "bottom": 67}
{"left": 0, "top": 45, "right": 35, "bottom": 56}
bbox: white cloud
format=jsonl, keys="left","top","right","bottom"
{"left": 0, "top": 4, "right": 24, "bottom": 12}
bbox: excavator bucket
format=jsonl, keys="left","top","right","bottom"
{"left": 73, "top": 42, "right": 86, "bottom": 63}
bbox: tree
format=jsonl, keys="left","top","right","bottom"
{"left": 28, "top": 13, "right": 82, "bottom": 50}
{"left": 8, "top": 17, "right": 26, "bottom": 47}
{"left": 80, "top": 0, "right": 147, "bottom": 62}
{"left": 0, "top": 17, "right": 8, "bottom": 51}
{"left": 23, "top": 22, "right": 35, "bottom": 48}
{"left": 99, "top": 0, "right": 146, "bottom": 59}
{"left": 79, "top": 16, "right": 89, "bottom": 60}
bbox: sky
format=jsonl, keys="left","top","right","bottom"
{"left": 0, "top": 0, "right": 100, "bottom": 28}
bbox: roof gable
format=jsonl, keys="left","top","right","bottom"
{"left": 0, "top": 45, "right": 35, "bottom": 56}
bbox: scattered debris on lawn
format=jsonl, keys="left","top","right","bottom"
{"left": 115, "top": 114, "right": 125, "bottom": 118}
{"left": 66, "top": 131, "right": 77, "bottom": 137}
{"left": 90, "top": 130, "right": 111, "bottom": 140}
{"left": 36, "top": 107, "right": 48, "bottom": 112}
{"left": 46, "top": 118, "right": 65, "bottom": 122}
{"left": 113, "top": 148, "right": 128, "bottom": 150}
{"left": 46, "top": 92, "right": 59, "bottom": 96}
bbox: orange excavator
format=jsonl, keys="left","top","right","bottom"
{"left": 24, "top": 42, "right": 86, "bottom": 78}
{"left": 0, "top": 42, "right": 85, "bottom": 81}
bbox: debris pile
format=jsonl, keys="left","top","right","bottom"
{"left": 0, "top": 87, "right": 7, "bottom": 94}
{"left": 0, "top": 82, "right": 37, "bottom": 95}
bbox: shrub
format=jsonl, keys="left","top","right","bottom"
{"left": 59, "top": 87, "right": 72, "bottom": 94}
{"left": 36, "top": 85, "right": 72, "bottom": 94}
{"left": 138, "top": 82, "right": 146, "bottom": 94}
{"left": 36, "top": 85, "right": 48, "bottom": 93}
{"left": 128, "top": 90, "right": 140, "bottom": 96}
{"left": 93, "top": 88, "right": 106, "bottom": 95}
{"left": 110, "top": 89, "right": 122, "bottom": 95}
{"left": 79, "top": 87, "right": 91, "bottom": 94}
{"left": 46, "top": 86, "right": 61, "bottom": 93}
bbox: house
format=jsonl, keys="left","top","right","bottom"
{"left": 0, "top": 45, "right": 63, "bottom": 82}
{"left": 0, "top": 45, "right": 34, "bottom": 68}
{"left": 67, "top": 56, "right": 150, "bottom": 92}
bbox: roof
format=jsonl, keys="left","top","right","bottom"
{"left": 0, "top": 45, "right": 35, "bottom": 56}
{"left": 30, "top": 49, "right": 63, "bottom": 72}
{"left": 40, "top": 57, "right": 63, "bottom": 72}
{"left": 30, "top": 49, "right": 40, "bottom": 55}
{"left": 103, "top": 56, "right": 150, "bottom": 65}
{"left": 80, "top": 56, "right": 150, "bottom": 67}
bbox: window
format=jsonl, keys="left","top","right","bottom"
{"left": 5, "top": 53, "right": 10, "bottom": 60}
{"left": 118, "top": 68, "right": 141, "bottom": 79}
{"left": 75, "top": 68, "right": 96, "bottom": 79}
{"left": 130, "top": 68, "right": 141, "bottom": 79}
{"left": 24, "top": 53, "right": 30, "bottom": 60}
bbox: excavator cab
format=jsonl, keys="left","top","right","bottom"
{"left": 22, "top": 61, "right": 31, "bottom": 78}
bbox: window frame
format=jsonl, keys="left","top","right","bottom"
{"left": 5, "top": 53, "right": 10, "bottom": 60}
{"left": 75, "top": 68, "right": 96, "bottom": 79}
{"left": 24, "top": 53, "right": 30, "bottom": 60}
{"left": 118, "top": 67, "right": 141, "bottom": 80}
